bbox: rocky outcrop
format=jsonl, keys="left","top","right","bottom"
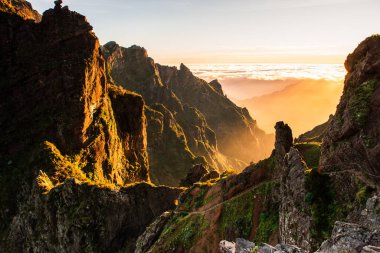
{"left": 180, "top": 164, "right": 220, "bottom": 187}
{"left": 295, "top": 115, "right": 333, "bottom": 143}
{"left": 135, "top": 211, "right": 174, "bottom": 253}
{"left": 321, "top": 35, "right": 380, "bottom": 189}
{"left": 219, "top": 238, "right": 306, "bottom": 253}
{"left": 5, "top": 179, "right": 181, "bottom": 252}
{"left": 280, "top": 147, "right": 312, "bottom": 251}
{"left": 0, "top": 1, "right": 180, "bottom": 251}
{"left": 317, "top": 195, "right": 380, "bottom": 253}
{"left": 209, "top": 79, "right": 224, "bottom": 96}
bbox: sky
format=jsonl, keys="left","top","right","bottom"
{"left": 29, "top": 0, "right": 380, "bottom": 64}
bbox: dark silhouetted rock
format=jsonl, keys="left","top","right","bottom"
{"left": 180, "top": 164, "right": 209, "bottom": 187}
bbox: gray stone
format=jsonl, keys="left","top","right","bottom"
{"left": 220, "top": 240, "right": 236, "bottom": 253}
{"left": 135, "top": 211, "right": 173, "bottom": 253}
{"left": 236, "top": 238, "right": 255, "bottom": 253}
{"left": 361, "top": 245, "right": 380, "bottom": 253}
{"left": 279, "top": 147, "right": 312, "bottom": 251}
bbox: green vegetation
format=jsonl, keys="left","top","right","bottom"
{"left": 255, "top": 212, "right": 279, "bottom": 245}
{"left": 145, "top": 105, "right": 197, "bottom": 186}
{"left": 360, "top": 134, "right": 374, "bottom": 148}
{"left": 295, "top": 143, "right": 321, "bottom": 169}
{"left": 305, "top": 169, "right": 337, "bottom": 246}
{"left": 349, "top": 79, "right": 378, "bottom": 127}
{"left": 36, "top": 171, "right": 54, "bottom": 194}
{"left": 194, "top": 186, "right": 209, "bottom": 208}
{"left": 158, "top": 213, "right": 208, "bottom": 251}
{"left": 219, "top": 189, "right": 254, "bottom": 239}
{"left": 220, "top": 169, "right": 237, "bottom": 180}
{"left": 375, "top": 203, "right": 380, "bottom": 214}
{"left": 254, "top": 154, "right": 276, "bottom": 171}
{"left": 219, "top": 181, "right": 278, "bottom": 241}
{"left": 355, "top": 184, "right": 375, "bottom": 205}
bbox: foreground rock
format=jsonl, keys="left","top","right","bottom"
{"left": 7, "top": 180, "right": 181, "bottom": 252}
{"left": 317, "top": 195, "right": 380, "bottom": 253}
{"left": 219, "top": 238, "right": 306, "bottom": 253}
{"left": 280, "top": 147, "right": 312, "bottom": 251}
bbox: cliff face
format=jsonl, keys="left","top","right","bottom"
{"left": 321, "top": 35, "right": 380, "bottom": 189}
{"left": 145, "top": 103, "right": 197, "bottom": 186}
{"left": 0, "top": 1, "right": 181, "bottom": 251}
{"left": 103, "top": 42, "right": 237, "bottom": 186}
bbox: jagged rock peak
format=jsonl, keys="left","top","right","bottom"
{"left": 0, "top": 0, "right": 41, "bottom": 21}
{"left": 275, "top": 121, "right": 293, "bottom": 155}
{"left": 179, "top": 63, "right": 192, "bottom": 74}
{"left": 54, "top": 0, "right": 62, "bottom": 10}
{"left": 345, "top": 34, "right": 380, "bottom": 74}
{"left": 103, "top": 41, "right": 119, "bottom": 52}
{"left": 209, "top": 79, "right": 224, "bottom": 95}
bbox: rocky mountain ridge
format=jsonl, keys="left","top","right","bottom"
{"left": 103, "top": 41, "right": 274, "bottom": 186}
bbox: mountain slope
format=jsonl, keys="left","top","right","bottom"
{"left": 158, "top": 64, "right": 274, "bottom": 164}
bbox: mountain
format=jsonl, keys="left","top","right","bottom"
{"left": 103, "top": 42, "right": 232, "bottom": 186}
{"left": 0, "top": 1, "right": 181, "bottom": 251}
{"left": 103, "top": 42, "right": 274, "bottom": 186}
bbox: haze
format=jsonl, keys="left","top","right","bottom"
{"left": 30, "top": 0, "right": 380, "bottom": 64}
